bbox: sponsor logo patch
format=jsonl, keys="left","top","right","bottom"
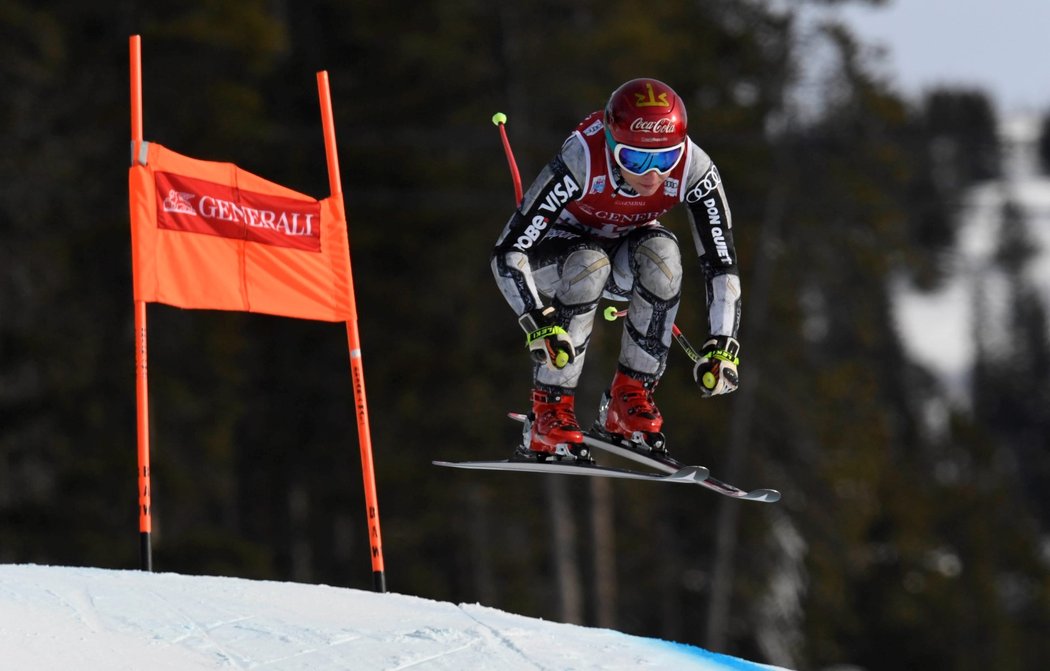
{"left": 155, "top": 171, "right": 321, "bottom": 252}
{"left": 513, "top": 173, "right": 581, "bottom": 251}
{"left": 686, "top": 165, "right": 722, "bottom": 203}
{"left": 629, "top": 117, "right": 677, "bottom": 135}
{"left": 702, "top": 196, "right": 733, "bottom": 264}
{"left": 663, "top": 177, "right": 679, "bottom": 197}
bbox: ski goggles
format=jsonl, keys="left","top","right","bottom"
{"left": 608, "top": 135, "right": 685, "bottom": 176}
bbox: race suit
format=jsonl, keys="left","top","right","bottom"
{"left": 491, "top": 111, "right": 741, "bottom": 390}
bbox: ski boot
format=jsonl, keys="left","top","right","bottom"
{"left": 517, "top": 388, "right": 592, "bottom": 463}
{"left": 595, "top": 369, "right": 668, "bottom": 452}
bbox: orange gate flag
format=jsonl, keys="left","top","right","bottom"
{"left": 129, "top": 141, "right": 353, "bottom": 322}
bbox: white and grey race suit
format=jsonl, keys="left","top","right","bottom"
{"left": 492, "top": 111, "right": 741, "bottom": 390}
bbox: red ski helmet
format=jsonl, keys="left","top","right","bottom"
{"left": 604, "top": 78, "right": 687, "bottom": 149}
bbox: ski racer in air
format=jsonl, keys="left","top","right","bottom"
{"left": 492, "top": 77, "right": 742, "bottom": 462}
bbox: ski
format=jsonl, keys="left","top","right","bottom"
{"left": 508, "top": 412, "right": 781, "bottom": 503}
{"left": 687, "top": 472, "right": 781, "bottom": 503}
{"left": 433, "top": 459, "right": 709, "bottom": 485}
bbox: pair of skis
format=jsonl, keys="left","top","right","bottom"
{"left": 433, "top": 413, "right": 780, "bottom": 503}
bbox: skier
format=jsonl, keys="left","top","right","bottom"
{"left": 491, "top": 78, "right": 741, "bottom": 462}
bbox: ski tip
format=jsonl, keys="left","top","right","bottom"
{"left": 745, "top": 489, "right": 781, "bottom": 503}
{"left": 507, "top": 412, "right": 527, "bottom": 422}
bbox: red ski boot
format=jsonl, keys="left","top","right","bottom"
{"left": 523, "top": 389, "right": 590, "bottom": 462}
{"left": 598, "top": 370, "right": 666, "bottom": 450}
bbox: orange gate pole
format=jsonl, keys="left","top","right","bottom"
{"left": 317, "top": 71, "right": 386, "bottom": 592}
{"left": 129, "top": 34, "right": 152, "bottom": 571}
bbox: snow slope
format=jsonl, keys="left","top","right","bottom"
{"left": 0, "top": 564, "right": 790, "bottom": 671}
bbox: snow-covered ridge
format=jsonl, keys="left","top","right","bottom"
{"left": 0, "top": 564, "right": 789, "bottom": 670}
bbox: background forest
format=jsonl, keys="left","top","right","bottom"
{"left": 3, "top": 1, "right": 1050, "bottom": 669}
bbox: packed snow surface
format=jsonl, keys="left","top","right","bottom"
{"left": 0, "top": 564, "right": 790, "bottom": 670}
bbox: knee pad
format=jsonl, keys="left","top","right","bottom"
{"left": 633, "top": 234, "right": 682, "bottom": 300}
{"left": 558, "top": 247, "right": 611, "bottom": 306}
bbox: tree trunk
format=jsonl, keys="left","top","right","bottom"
{"left": 590, "top": 476, "right": 617, "bottom": 628}
{"left": 547, "top": 476, "right": 583, "bottom": 623}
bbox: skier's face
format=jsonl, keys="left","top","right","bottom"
{"left": 620, "top": 169, "right": 668, "bottom": 196}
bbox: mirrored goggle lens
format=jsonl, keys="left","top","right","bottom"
{"left": 615, "top": 143, "right": 684, "bottom": 175}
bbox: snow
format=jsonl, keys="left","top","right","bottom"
{"left": 0, "top": 564, "right": 791, "bottom": 671}
{"left": 892, "top": 113, "right": 1050, "bottom": 399}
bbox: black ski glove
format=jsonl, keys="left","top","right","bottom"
{"left": 693, "top": 335, "right": 740, "bottom": 397}
{"left": 518, "top": 306, "right": 576, "bottom": 371}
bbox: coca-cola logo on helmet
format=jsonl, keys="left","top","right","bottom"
{"left": 629, "top": 118, "right": 677, "bottom": 135}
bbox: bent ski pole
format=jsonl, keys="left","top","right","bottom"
{"left": 492, "top": 112, "right": 523, "bottom": 204}
{"left": 603, "top": 307, "right": 702, "bottom": 363}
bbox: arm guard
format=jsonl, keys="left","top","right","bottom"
{"left": 682, "top": 146, "right": 741, "bottom": 338}
{"left": 491, "top": 148, "right": 584, "bottom": 316}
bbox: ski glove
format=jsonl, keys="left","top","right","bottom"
{"left": 694, "top": 335, "right": 740, "bottom": 397}
{"left": 519, "top": 306, "right": 576, "bottom": 371}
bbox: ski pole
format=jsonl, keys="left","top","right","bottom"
{"left": 493, "top": 112, "right": 574, "bottom": 369}
{"left": 603, "top": 307, "right": 702, "bottom": 364}
{"left": 605, "top": 307, "right": 729, "bottom": 393}
{"left": 492, "top": 112, "right": 523, "bottom": 204}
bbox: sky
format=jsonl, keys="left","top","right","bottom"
{"left": 832, "top": 0, "right": 1050, "bottom": 114}
{"left": 0, "top": 564, "right": 791, "bottom": 671}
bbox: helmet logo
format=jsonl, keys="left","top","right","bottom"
{"left": 634, "top": 82, "right": 669, "bottom": 108}
{"left": 629, "top": 117, "right": 676, "bottom": 134}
